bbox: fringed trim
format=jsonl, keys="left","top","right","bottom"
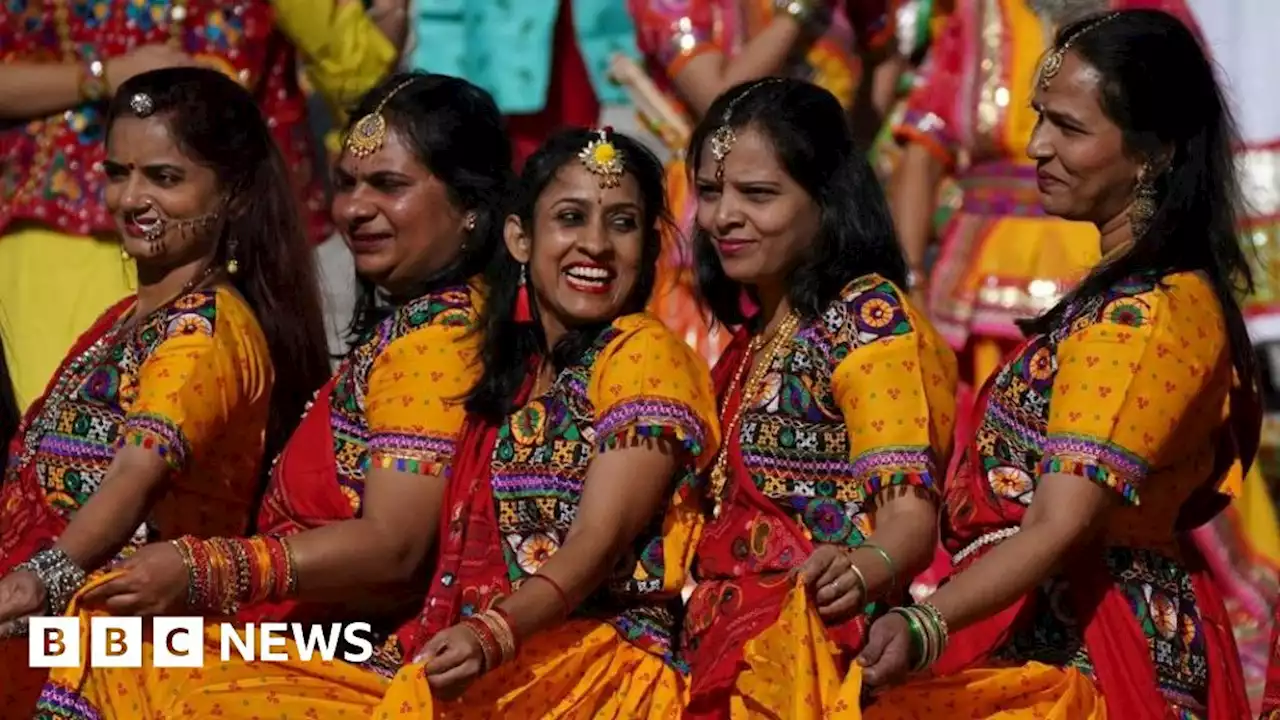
{"left": 595, "top": 398, "right": 708, "bottom": 460}
{"left": 117, "top": 413, "right": 190, "bottom": 470}
{"left": 1040, "top": 434, "right": 1145, "bottom": 505}
{"left": 852, "top": 447, "right": 938, "bottom": 504}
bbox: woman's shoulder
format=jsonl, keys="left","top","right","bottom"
{"left": 1072, "top": 271, "right": 1222, "bottom": 334}
{"left": 602, "top": 312, "right": 702, "bottom": 361}
{"left": 392, "top": 279, "right": 483, "bottom": 334}
{"left": 826, "top": 273, "right": 926, "bottom": 343}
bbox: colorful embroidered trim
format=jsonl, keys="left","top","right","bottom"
{"left": 851, "top": 447, "right": 938, "bottom": 503}
{"left": 33, "top": 680, "right": 100, "bottom": 720}
{"left": 117, "top": 413, "right": 191, "bottom": 470}
{"left": 1040, "top": 433, "right": 1146, "bottom": 505}
{"left": 368, "top": 432, "right": 455, "bottom": 477}
{"left": 595, "top": 398, "right": 708, "bottom": 459}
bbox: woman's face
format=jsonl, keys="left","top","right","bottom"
{"left": 694, "top": 124, "right": 820, "bottom": 290}
{"left": 104, "top": 115, "right": 222, "bottom": 267}
{"left": 332, "top": 128, "right": 471, "bottom": 296}
{"left": 505, "top": 162, "right": 647, "bottom": 333}
{"left": 1028, "top": 50, "right": 1142, "bottom": 226}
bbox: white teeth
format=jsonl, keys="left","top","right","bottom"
{"left": 565, "top": 266, "right": 611, "bottom": 281}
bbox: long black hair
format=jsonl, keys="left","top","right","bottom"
{"left": 341, "top": 72, "right": 513, "bottom": 347}
{"left": 107, "top": 67, "right": 331, "bottom": 467}
{"left": 1022, "top": 10, "right": 1257, "bottom": 390}
{"left": 465, "top": 128, "right": 671, "bottom": 423}
{"left": 689, "top": 77, "right": 908, "bottom": 327}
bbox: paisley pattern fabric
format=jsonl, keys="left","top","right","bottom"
{"left": 943, "top": 271, "right": 1243, "bottom": 718}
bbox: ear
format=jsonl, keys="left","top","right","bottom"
{"left": 503, "top": 214, "right": 531, "bottom": 264}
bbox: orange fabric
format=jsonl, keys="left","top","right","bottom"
{"left": 863, "top": 664, "right": 1108, "bottom": 719}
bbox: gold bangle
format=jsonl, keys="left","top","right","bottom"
{"left": 860, "top": 542, "right": 898, "bottom": 595}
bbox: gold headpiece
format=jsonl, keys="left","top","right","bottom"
{"left": 345, "top": 78, "right": 416, "bottom": 158}
{"left": 579, "top": 127, "right": 626, "bottom": 189}
{"left": 709, "top": 77, "right": 786, "bottom": 182}
{"left": 1037, "top": 12, "right": 1121, "bottom": 90}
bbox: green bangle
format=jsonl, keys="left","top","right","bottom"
{"left": 861, "top": 542, "right": 898, "bottom": 595}
{"left": 892, "top": 607, "right": 928, "bottom": 671}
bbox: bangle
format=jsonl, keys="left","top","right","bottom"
{"left": 860, "top": 542, "right": 898, "bottom": 596}
{"left": 13, "top": 548, "right": 87, "bottom": 615}
{"left": 773, "top": 0, "right": 828, "bottom": 29}
{"left": 460, "top": 616, "right": 501, "bottom": 671}
{"left": 842, "top": 549, "right": 869, "bottom": 596}
{"left": 525, "top": 573, "right": 571, "bottom": 618}
{"left": 179, "top": 535, "right": 299, "bottom": 614}
{"left": 77, "top": 54, "right": 107, "bottom": 102}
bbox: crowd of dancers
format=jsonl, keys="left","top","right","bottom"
{"left": 1, "top": 1, "right": 1280, "bottom": 720}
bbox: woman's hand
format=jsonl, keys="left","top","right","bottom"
{"left": 0, "top": 570, "right": 47, "bottom": 636}
{"left": 856, "top": 611, "right": 915, "bottom": 689}
{"left": 80, "top": 543, "right": 189, "bottom": 616}
{"left": 794, "top": 543, "right": 866, "bottom": 622}
{"left": 415, "top": 623, "right": 486, "bottom": 701}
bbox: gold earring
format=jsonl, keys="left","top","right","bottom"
{"left": 1131, "top": 163, "right": 1158, "bottom": 238}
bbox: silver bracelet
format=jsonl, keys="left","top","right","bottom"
{"left": 14, "top": 548, "right": 87, "bottom": 615}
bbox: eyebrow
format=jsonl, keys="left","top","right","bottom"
{"left": 1033, "top": 100, "right": 1087, "bottom": 129}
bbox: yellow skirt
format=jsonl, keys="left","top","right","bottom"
{"left": 39, "top": 576, "right": 683, "bottom": 719}
{"left": 709, "top": 585, "right": 1106, "bottom": 719}
{"left": 0, "top": 227, "right": 135, "bottom": 410}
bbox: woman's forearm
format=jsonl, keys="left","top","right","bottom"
{"left": 890, "top": 143, "right": 944, "bottom": 274}
{"left": 283, "top": 515, "right": 437, "bottom": 605}
{"left": 53, "top": 451, "right": 170, "bottom": 572}
{"left": 495, "top": 523, "right": 630, "bottom": 642}
{"left": 851, "top": 492, "right": 938, "bottom": 601}
{"left": 675, "top": 17, "right": 806, "bottom": 118}
{"left": 0, "top": 62, "right": 86, "bottom": 119}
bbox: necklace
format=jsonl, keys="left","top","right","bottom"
{"left": 706, "top": 311, "right": 800, "bottom": 517}
{"left": 12, "top": 264, "right": 220, "bottom": 475}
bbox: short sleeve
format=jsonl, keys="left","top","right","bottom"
{"left": 588, "top": 314, "right": 720, "bottom": 471}
{"left": 628, "top": 0, "right": 721, "bottom": 78}
{"left": 830, "top": 279, "right": 958, "bottom": 506}
{"left": 891, "top": 9, "right": 965, "bottom": 166}
{"left": 1041, "top": 280, "right": 1229, "bottom": 505}
{"left": 365, "top": 324, "right": 480, "bottom": 478}
{"left": 124, "top": 293, "right": 270, "bottom": 471}
{"left": 272, "top": 0, "right": 398, "bottom": 126}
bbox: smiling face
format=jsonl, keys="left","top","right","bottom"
{"left": 693, "top": 124, "right": 820, "bottom": 290}
{"left": 104, "top": 115, "right": 223, "bottom": 266}
{"left": 505, "top": 162, "right": 646, "bottom": 341}
{"left": 331, "top": 127, "right": 470, "bottom": 296}
{"left": 1028, "top": 50, "right": 1141, "bottom": 226}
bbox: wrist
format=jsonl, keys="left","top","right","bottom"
{"left": 15, "top": 548, "right": 86, "bottom": 615}
{"left": 773, "top": 0, "right": 830, "bottom": 32}
{"left": 178, "top": 535, "right": 298, "bottom": 614}
{"left": 77, "top": 53, "right": 108, "bottom": 103}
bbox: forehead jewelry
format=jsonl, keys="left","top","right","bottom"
{"left": 709, "top": 77, "right": 785, "bottom": 182}
{"left": 345, "top": 78, "right": 416, "bottom": 159}
{"left": 129, "top": 92, "right": 155, "bottom": 118}
{"left": 1037, "top": 12, "right": 1120, "bottom": 90}
{"left": 579, "top": 126, "right": 626, "bottom": 189}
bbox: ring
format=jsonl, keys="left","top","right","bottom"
{"left": 828, "top": 577, "right": 841, "bottom": 592}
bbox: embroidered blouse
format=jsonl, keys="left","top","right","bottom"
{"left": 491, "top": 313, "right": 719, "bottom": 666}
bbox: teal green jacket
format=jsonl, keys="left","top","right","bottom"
{"left": 407, "top": 0, "right": 639, "bottom": 113}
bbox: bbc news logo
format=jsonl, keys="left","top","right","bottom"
{"left": 28, "top": 617, "right": 375, "bottom": 667}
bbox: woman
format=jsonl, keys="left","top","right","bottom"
{"left": 625, "top": 0, "right": 901, "bottom": 364}
{"left": 859, "top": 10, "right": 1256, "bottom": 719}
{"left": 680, "top": 77, "right": 957, "bottom": 718}
{"left": 0, "top": 0, "right": 404, "bottom": 412}
{"left": 0, "top": 66, "right": 330, "bottom": 715}
{"left": 41, "top": 127, "right": 718, "bottom": 719}
{"left": 890, "top": 0, "right": 1202, "bottom": 395}
{"left": 34, "top": 71, "right": 514, "bottom": 715}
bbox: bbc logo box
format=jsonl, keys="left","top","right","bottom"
{"left": 28, "top": 617, "right": 375, "bottom": 668}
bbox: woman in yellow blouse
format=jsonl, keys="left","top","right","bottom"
{"left": 37, "top": 127, "right": 717, "bottom": 719}
{"left": 678, "top": 77, "right": 956, "bottom": 719}
{"left": 30, "top": 72, "right": 516, "bottom": 717}
{"left": 857, "top": 11, "right": 1256, "bottom": 718}
{"left": 0, "top": 67, "right": 331, "bottom": 717}
{"left": 0, "top": 0, "right": 404, "bottom": 413}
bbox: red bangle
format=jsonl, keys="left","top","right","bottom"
{"left": 525, "top": 573, "right": 571, "bottom": 617}
{"left": 460, "top": 616, "right": 500, "bottom": 671}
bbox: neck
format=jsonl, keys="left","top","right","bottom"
{"left": 753, "top": 282, "right": 792, "bottom": 338}
{"left": 134, "top": 258, "right": 215, "bottom": 316}
{"left": 1097, "top": 205, "right": 1135, "bottom": 259}
{"left": 538, "top": 303, "right": 569, "bottom": 355}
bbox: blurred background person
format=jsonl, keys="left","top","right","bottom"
{"left": 0, "top": 0, "right": 407, "bottom": 411}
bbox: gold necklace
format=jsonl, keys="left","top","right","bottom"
{"left": 707, "top": 311, "right": 800, "bottom": 517}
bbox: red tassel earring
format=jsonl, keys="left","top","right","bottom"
{"left": 514, "top": 264, "right": 533, "bottom": 323}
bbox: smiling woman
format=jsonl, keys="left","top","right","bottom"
{"left": 0, "top": 66, "right": 331, "bottom": 716}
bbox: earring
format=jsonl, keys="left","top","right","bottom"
{"left": 464, "top": 212, "right": 477, "bottom": 232}
{"left": 226, "top": 238, "right": 240, "bottom": 275}
{"left": 1131, "top": 163, "right": 1158, "bottom": 238}
{"left": 514, "top": 264, "right": 533, "bottom": 323}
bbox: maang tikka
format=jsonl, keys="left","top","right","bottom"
{"left": 345, "top": 78, "right": 416, "bottom": 158}
{"left": 1037, "top": 12, "right": 1120, "bottom": 90}
{"left": 709, "top": 78, "right": 785, "bottom": 182}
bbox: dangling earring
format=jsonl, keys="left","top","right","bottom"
{"left": 226, "top": 238, "right": 240, "bottom": 275}
{"left": 1131, "top": 162, "right": 1158, "bottom": 238}
{"left": 514, "top": 264, "right": 533, "bottom": 323}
